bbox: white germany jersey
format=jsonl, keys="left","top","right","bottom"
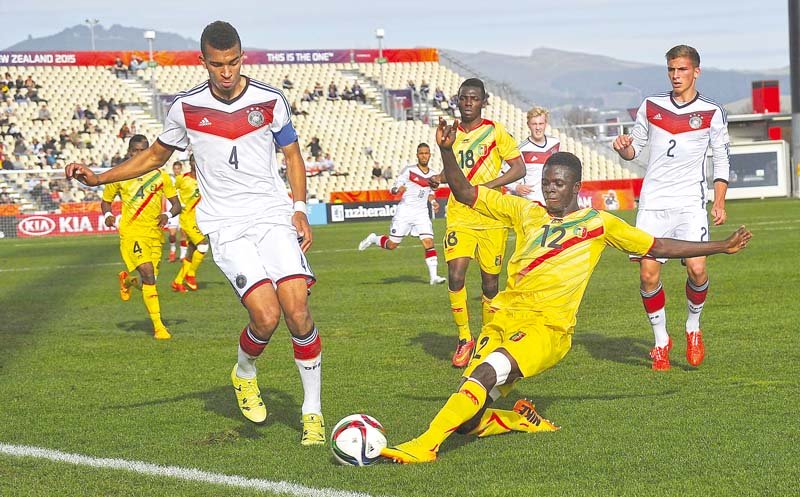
{"left": 514, "top": 136, "right": 560, "bottom": 204}
{"left": 158, "top": 77, "right": 297, "bottom": 234}
{"left": 631, "top": 92, "right": 730, "bottom": 210}
{"left": 393, "top": 165, "right": 436, "bottom": 214}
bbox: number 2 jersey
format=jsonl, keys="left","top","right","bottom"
{"left": 158, "top": 77, "right": 298, "bottom": 234}
{"left": 630, "top": 92, "right": 730, "bottom": 210}
{"left": 447, "top": 119, "right": 520, "bottom": 230}
{"left": 102, "top": 170, "right": 176, "bottom": 236}
{"left": 471, "top": 186, "right": 655, "bottom": 334}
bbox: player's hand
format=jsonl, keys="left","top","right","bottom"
{"left": 157, "top": 213, "right": 169, "bottom": 228}
{"left": 711, "top": 203, "right": 727, "bottom": 225}
{"left": 293, "top": 211, "right": 313, "bottom": 253}
{"left": 724, "top": 225, "right": 752, "bottom": 254}
{"left": 428, "top": 175, "right": 441, "bottom": 189}
{"left": 436, "top": 117, "right": 459, "bottom": 149}
{"left": 392, "top": 186, "right": 406, "bottom": 196}
{"left": 65, "top": 162, "right": 99, "bottom": 186}
{"left": 516, "top": 185, "right": 532, "bottom": 195}
{"left": 431, "top": 199, "right": 440, "bottom": 213}
{"left": 612, "top": 135, "right": 633, "bottom": 153}
{"left": 104, "top": 215, "right": 116, "bottom": 228}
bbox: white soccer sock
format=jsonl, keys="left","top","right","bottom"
{"left": 295, "top": 354, "right": 322, "bottom": 415}
{"left": 237, "top": 345, "right": 258, "bottom": 379}
{"left": 641, "top": 284, "right": 669, "bottom": 347}
{"left": 180, "top": 245, "right": 188, "bottom": 259}
{"left": 169, "top": 242, "right": 176, "bottom": 252}
{"left": 425, "top": 256, "right": 438, "bottom": 280}
{"left": 686, "top": 279, "right": 709, "bottom": 332}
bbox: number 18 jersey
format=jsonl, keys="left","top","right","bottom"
{"left": 158, "top": 77, "right": 299, "bottom": 234}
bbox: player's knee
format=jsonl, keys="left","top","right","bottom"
{"left": 481, "top": 281, "right": 499, "bottom": 299}
{"left": 447, "top": 269, "right": 466, "bottom": 290}
{"left": 249, "top": 310, "right": 281, "bottom": 337}
{"left": 196, "top": 242, "right": 209, "bottom": 254}
{"left": 468, "top": 363, "right": 498, "bottom": 393}
{"left": 639, "top": 268, "right": 661, "bottom": 288}
{"left": 284, "top": 306, "right": 313, "bottom": 334}
{"left": 386, "top": 241, "right": 399, "bottom": 250}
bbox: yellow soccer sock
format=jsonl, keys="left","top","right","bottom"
{"left": 482, "top": 295, "right": 495, "bottom": 326}
{"left": 141, "top": 284, "right": 165, "bottom": 329}
{"left": 188, "top": 251, "right": 205, "bottom": 277}
{"left": 449, "top": 287, "right": 471, "bottom": 341}
{"left": 416, "top": 380, "right": 487, "bottom": 450}
{"left": 467, "top": 408, "right": 529, "bottom": 437}
{"left": 174, "top": 259, "right": 189, "bottom": 284}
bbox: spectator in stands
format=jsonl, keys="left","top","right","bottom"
{"left": 33, "top": 104, "right": 52, "bottom": 122}
{"left": 13, "top": 136, "right": 28, "bottom": 155}
{"left": 407, "top": 80, "right": 417, "bottom": 94}
{"left": 341, "top": 85, "right": 354, "bottom": 101}
{"left": 327, "top": 82, "right": 339, "bottom": 100}
{"left": 14, "top": 76, "right": 24, "bottom": 90}
{"left": 313, "top": 81, "right": 324, "bottom": 97}
{"left": 447, "top": 94, "right": 458, "bottom": 117}
{"left": 100, "top": 154, "right": 111, "bottom": 168}
{"left": 13, "top": 90, "right": 26, "bottom": 103}
{"left": 45, "top": 149, "right": 58, "bottom": 167}
{"left": 306, "top": 136, "right": 323, "bottom": 160}
{"left": 118, "top": 122, "right": 132, "bottom": 139}
{"left": 434, "top": 87, "right": 446, "bottom": 106}
{"left": 105, "top": 98, "right": 119, "bottom": 120}
{"left": 1, "top": 81, "right": 10, "bottom": 98}
{"left": 24, "top": 75, "right": 39, "bottom": 90}
{"left": 31, "top": 138, "right": 43, "bottom": 155}
{"left": 291, "top": 101, "right": 308, "bottom": 116}
{"left": 301, "top": 89, "right": 315, "bottom": 102}
{"left": 381, "top": 166, "right": 393, "bottom": 181}
{"left": 59, "top": 128, "right": 69, "bottom": 149}
{"left": 69, "top": 128, "right": 82, "bottom": 149}
{"left": 129, "top": 120, "right": 138, "bottom": 134}
{"left": 0, "top": 188, "right": 14, "bottom": 204}
{"left": 113, "top": 57, "right": 129, "bottom": 78}
{"left": 28, "top": 88, "right": 46, "bottom": 104}
{"left": 282, "top": 75, "right": 294, "bottom": 90}
{"left": 371, "top": 162, "right": 383, "bottom": 179}
{"left": 98, "top": 96, "right": 108, "bottom": 112}
{"left": 111, "top": 152, "right": 123, "bottom": 166}
{"left": 5, "top": 122, "right": 21, "bottom": 139}
{"left": 84, "top": 107, "right": 97, "bottom": 120}
{"left": 320, "top": 153, "right": 335, "bottom": 173}
{"left": 82, "top": 118, "right": 94, "bottom": 134}
{"left": 420, "top": 80, "right": 430, "bottom": 99}
{"left": 352, "top": 81, "right": 366, "bottom": 103}
{"left": 73, "top": 105, "right": 85, "bottom": 120}
{"left": 363, "top": 146, "right": 374, "bottom": 160}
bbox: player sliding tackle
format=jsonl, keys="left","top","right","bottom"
{"left": 381, "top": 118, "right": 752, "bottom": 464}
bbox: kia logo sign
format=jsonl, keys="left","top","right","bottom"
{"left": 18, "top": 216, "right": 56, "bottom": 236}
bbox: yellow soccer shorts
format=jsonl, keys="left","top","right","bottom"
{"left": 119, "top": 229, "right": 163, "bottom": 275}
{"left": 464, "top": 309, "right": 572, "bottom": 397}
{"left": 180, "top": 216, "right": 206, "bottom": 247}
{"left": 443, "top": 226, "right": 508, "bottom": 275}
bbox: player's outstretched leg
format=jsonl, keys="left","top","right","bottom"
{"left": 231, "top": 326, "right": 268, "bottom": 423}
{"left": 685, "top": 278, "right": 708, "bottom": 366}
{"left": 142, "top": 283, "right": 170, "bottom": 340}
{"left": 292, "top": 326, "right": 325, "bottom": 445}
{"left": 184, "top": 249, "right": 206, "bottom": 291}
{"left": 171, "top": 260, "right": 188, "bottom": 292}
{"left": 424, "top": 247, "right": 446, "bottom": 285}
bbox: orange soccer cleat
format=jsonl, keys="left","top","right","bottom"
{"left": 168, "top": 251, "right": 177, "bottom": 262}
{"left": 118, "top": 271, "right": 131, "bottom": 301}
{"left": 650, "top": 336, "right": 672, "bottom": 371}
{"left": 171, "top": 281, "right": 187, "bottom": 293}
{"left": 184, "top": 275, "right": 198, "bottom": 291}
{"left": 686, "top": 330, "right": 705, "bottom": 367}
{"left": 451, "top": 338, "right": 475, "bottom": 368}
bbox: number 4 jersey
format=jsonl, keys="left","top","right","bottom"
{"left": 158, "top": 77, "right": 298, "bottom": 234}
{"left": 630, "top": 92, "right": 730, "bottom": 210}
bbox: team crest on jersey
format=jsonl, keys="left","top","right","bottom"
{"left": 688, "top": 113, "right": 704, "bottom": 130}
{"left": 573, "top": 226, "right": 587, "bottom": 238}
{"left": 510, "top": 331, "right": 526, "bottom": 342}
{"left": 247, "top": 108, "right": 265, "bottom": 127}
{"left": 235, "top": 274, "right": 247, "bottom": 289}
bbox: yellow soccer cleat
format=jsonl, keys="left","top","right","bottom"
{"left": 512, "top": 399, "right": 560, "bottom": 432}
{"left": 118, "top": 271, "right": 131, "bottom": 301}
{"left": 153, "top": 325, "right": 172, "bottom": 340}
{"left": 231, "top": 365, "right": 267, "bottom": 423}
{"left": 380, "top": 438, "right": 438, "bottom": 464}
{"left": 300, "top": 413, "right": 326, "bottom": 446}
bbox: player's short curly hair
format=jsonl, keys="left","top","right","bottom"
{"left": 201, "top": 21, "right": 241, "bottom": 55}
{"left": 417, "top": 142, "right": 430, "bottom": 150}
{"left": 459, "top": 78, "right": 487, "bottom": 99}
{"left": 665, "top": 45, "right": 700, "bottom": 67}
{"left": 544, "top": 152, "right": 582, "bottom": 182}
{"left": 128, "top": 134, "right": 149, "bottom": 150}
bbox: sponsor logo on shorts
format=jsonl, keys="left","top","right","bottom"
{"left": 510, "top": 331, "right": 526, "bottom": 342}
{"left": 235, "top": 274, "right": 247, "bottom": 289}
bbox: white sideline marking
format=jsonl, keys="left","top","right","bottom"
{"left": 0, "top": 443, "right": 381, "bottom": 497}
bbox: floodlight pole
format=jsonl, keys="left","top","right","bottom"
{"left": 376, "top": 28, "right": 386, "bottom": 112}
{"left": 144, "top": 30, "right": 159, "bottom": 121}
{"left": 85, "top": 19, "right": 99, "bottom": 51}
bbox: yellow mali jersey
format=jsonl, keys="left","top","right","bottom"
{"left": 471, "top": 187, "right": 655, "bottom": 333}
{"left": 102, "top": 170, "right": 176, "bottom": 236}
{"left": 174, "top": 172, "right": 200, "bottom": 225}
{"left": 447, "top": 119, "right": 521, "bottom": 230}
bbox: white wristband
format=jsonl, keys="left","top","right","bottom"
{"left": 293, "top": 201, "right": 307, "bottom": 215}
{"left": 103, "top": 211, "right": 114, "bottom": 221}
{"left": 161, "top": 210, "right": 173, "bottom": 221}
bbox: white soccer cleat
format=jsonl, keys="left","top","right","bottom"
{"left": 430, "top": 275, "right": 446, "bottom": 285}
{"left": 358, "top": 233, "right": 377, "bottom": 251}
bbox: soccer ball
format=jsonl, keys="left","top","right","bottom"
{"left": 330, "top": 414, "right": 387, "bottom": 466}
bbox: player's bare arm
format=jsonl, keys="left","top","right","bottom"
{"left": 100, "top": 200, "right": 115, "bottom": 227}
{"left": 649, "top": 225, "right": 751, "bottom": 258}
{"left": 158, "top": 195, "right": 182, "bottom": 228}
{"left": 283, "top": 140, "right": 313, "bottom": 252}
{"left": 429, "top": 194, "right": 440, "bottom": 213}
{"left": 437, "top": 118, "right": 477, "bottom": 206}
{"left": 711, "top": 180, "right": 728, "bottom": 225}
{"left": 65, "top": 141, "right": 174, "bottom": 186}
{"left": 390, "top": 185, "right": 407, "bottom": 195}
{"left": 612, "top": 135, "right": 636, "bottom": 160}
{"left": 482, "top": 155, "right": 525, "bottom": 190}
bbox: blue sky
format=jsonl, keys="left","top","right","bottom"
{"left": 0, "top": 0, "right": 790, "bottom": 70}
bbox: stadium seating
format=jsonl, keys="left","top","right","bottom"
{"left": 0, "top": 57, "right": 637, "bottom": 212}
